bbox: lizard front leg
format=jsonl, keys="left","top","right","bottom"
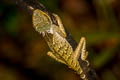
{"left": 73, "top": 37, "right": 89, "bottom": 66}
{"left": 52, "top": 13, "right": 67, "bottom": 38}
{"left": 47, "top": 51, "right": 66, "bottom": 64}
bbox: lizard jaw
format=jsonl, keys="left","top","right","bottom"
{"left": 41, "top": 27, "right": 54, "bottom": 36}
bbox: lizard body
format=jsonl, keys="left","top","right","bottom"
{"left": 32, "top": 9, "right": 89, "bottom": 80}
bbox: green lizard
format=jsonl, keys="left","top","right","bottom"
{"left": 32, "top": 9, "right": 89, "bottom": 80}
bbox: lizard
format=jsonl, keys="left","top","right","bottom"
{"left": 32, "top": 9, "right": 89, "bottom": 80}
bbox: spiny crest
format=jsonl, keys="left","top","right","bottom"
{"left": 32, "top": 9, "right": 52, "bottom": 33}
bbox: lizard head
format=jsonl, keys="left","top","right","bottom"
{"left": 32, "top": 9, "right": 52, "bottom": 34}
{"left": 32, "top": 9, "right": 66, "bottom": 37}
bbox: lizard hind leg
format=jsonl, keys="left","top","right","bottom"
{"left": 47, "top": 51, "right": 66, "bottom": 64}
{"left": 73, "top": 37, "right": 89, "bottom": 65}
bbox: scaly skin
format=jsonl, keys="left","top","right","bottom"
{"left": 44, "top": 32, "right": 87, "bottom": 80}
{"left": 32, "top": 9, "right": 89, "bottom": 80}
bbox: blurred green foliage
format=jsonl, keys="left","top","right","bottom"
{"left": 39, "top": 0, "right": 59, "bottom": 12}
{"left": 0, "top": 0, "right": 120, "bottom": 80}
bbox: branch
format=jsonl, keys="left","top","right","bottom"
{"left": 13, "top": 0, "right": 98, "bottom": 80}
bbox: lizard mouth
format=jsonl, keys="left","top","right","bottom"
{"left": 38, "top": 27, "right": 54, "bottom": 36}
{"left": 34, "top": 23, "right": 51, "bottom": 33}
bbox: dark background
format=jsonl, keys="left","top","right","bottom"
{"left": 0, "top": 0, "right": 120, "bottom": 80}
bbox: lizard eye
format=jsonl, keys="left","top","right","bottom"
{"left": 32, "top": 9, "right": 52, "bottom": 33}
